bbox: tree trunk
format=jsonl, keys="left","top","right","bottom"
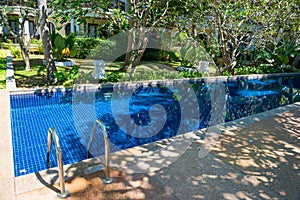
{"left": 23, "top": 51, "right": 30, "bottom": 71}
{"left": 17, "top": 35, "right": 31, "bottom": 71}
{"left": 121, "top": 29, "right": 135, "bottom": 72}
{"left": 129, "top": 48, "right": 146, "bottom": 79}
{"left": 192, "top": 21, "right": 197, "bottom": 38}
{"left": 38, "top": 0, "right": 56, "bottom": 83}
{"left": 121, "top": 28, "right": 148, "bottom": 77}
{"left": 19, "top": 44, "right": 31, "bottom": 71}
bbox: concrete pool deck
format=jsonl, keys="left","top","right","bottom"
{"left": 0, "top": 89, "right": 299, "bottom": 199}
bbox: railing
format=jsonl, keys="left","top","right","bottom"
{"left": 87, "top": 119, "right": 113, "bottom": 184}
{"left": 47, "top": 128, "right": 69, "bottom": 199}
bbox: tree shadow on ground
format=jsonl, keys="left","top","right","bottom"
{"left": 210, "top": 108, "right": 300, "bottom": 200}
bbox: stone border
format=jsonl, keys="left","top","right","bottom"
{"left": 5, "top": 50, "right": 16, "bottom": 90}
{"left": 0, "top": 90, "right": 15, "bottom": 200}
{"left": 9, "top": 70, "right": 300, "bottom": 92}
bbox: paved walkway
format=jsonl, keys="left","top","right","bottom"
{"left": 12, "top": 102, "right": 300, "bottom": 200}
{"left": 0, "top": 90, "right": 15, "bottom": 200}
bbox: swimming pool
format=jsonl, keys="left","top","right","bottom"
{"left": 10, "top": 74, "right": 300, "bottom": 177}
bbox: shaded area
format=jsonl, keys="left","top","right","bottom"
{"left": 210, "top": 108, "right": 300, "bottom": 200}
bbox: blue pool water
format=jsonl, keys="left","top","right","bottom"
{"left": 10, "top": 75, "right": 300, "bottom": 176}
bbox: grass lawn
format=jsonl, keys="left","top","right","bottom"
{"left": 11, "top": 54, "right": 205, "bottom": 88}
{"left": 13, "top": 56, "right": 55, "bottom": 88}
{"left": 0, "top": 50, "right": 7, "bottom": 89}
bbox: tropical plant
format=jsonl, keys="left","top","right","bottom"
{"left": 168, "top": 32, "right": 214, "bottom": 68}
{"left": 255, "top": 38, "right": 300, "bottom": 68}
{"left": 50, "top": 0, "right": 176, "bottom": 78}
{"left": 183, "top": 0, "right": 300, "bottom": 74}
{"left": 50, "top": 33, "right": 77, "bottom": 61}
{"left": 54, "top": 66, "right": 79, "bottom": 87}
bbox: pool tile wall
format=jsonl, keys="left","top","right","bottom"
{"left": 10, "top": 73, "right": 300, "bottom": 177}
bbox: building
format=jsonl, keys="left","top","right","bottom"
{"left": 0, "top": 0, "right": 127, "bottom": 43}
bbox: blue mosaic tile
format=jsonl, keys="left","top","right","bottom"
{"left": 10, "top": 75, "right": 300, "bottom": 177}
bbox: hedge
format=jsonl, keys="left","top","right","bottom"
{"left": 72, "top": 37, "right": 165, "bottom": 62}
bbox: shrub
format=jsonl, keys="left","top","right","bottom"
{"left": 54, "top": 66, "right": 79, "bottom": 87}
{"left": 234, "top": 64, "right": 299, "bottom": 75}
{"left": 141, "top": 48, "right": 164, "bottom": 61}
{"left": 88, "top": 39, "right": 117, "bottom": 61}
{"left": 179, "top": 70, "right": 203, "bottom": 78}
{"left": 8, "top": 45, "right": 21, "bottom": 58}
{"left": 235, "top": 66, "right": 263, "bottom": 75}
{"left": 51, "top": 33, "right": 77, "bottom": 61}
{"left": 73, "top": 38, "right": 116, "bottom": 60}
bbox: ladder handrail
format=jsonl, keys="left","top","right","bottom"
{"left": 87, "top": 119, "right": 113, "bottom": 184}
{"left": 47, "top": 128, "right": 69, "bottom": 198}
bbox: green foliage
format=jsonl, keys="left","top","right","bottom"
{"left": 51, "top": 33, "right": 77, "bottom": 61}
{"left": 0, "top": 50, "right": 6, "bottom": 58}
{"left": 103, "top": 71, "right": 123, "bottom": 83}
{"left": 2, "top": 40, "right": 21, "bottom": 58}
{"left": 54, "top": 66, "right": 79, "bottom": 87}
{"left": 75, "top": 71, "right": 93, "bottom": 84}
{"left": 97, "top": 9, "right": 130, "bottom": 38}
{"left": 169, "top": 51, "right": 191, "bottom": 67}
{"left": 142, "top": 49, "right": 165, "bottom": 61}
{"left": 73, "top": 38, "right": 116, "bottom": 60}
{"left": 8, "top": 45, "right": 21, "bottom": 58}
{"left": 168, "top": 32, "right": 212, "bottom": 68}
{"left": 31, "top": 39, "right": 43, "bottom": 54}
{"left": 6, "top": 39, "right": 13, "bottom": 44}
{"left": 31, "top": 39, "right": 41, "bottom": 44}
{"left": 235, "top": 66, "right": 263, "bottom": 75}
{"left": 293, "top": 90, "right": 300, "bottom": 102}
{"left": 200, "top": 37, "right": 220, "bottom": 62}
{"left": 121, "top": 71, "right": 181, "bottom": 82}
{"left": 179, "top": 71, "right": 203, "bottom": 78}
{"left": 0, "top": 39, "right": 13, "bottom": 49}
{"left": 234, "top": 64, "right": 299, "bottom": 75}
{"left": 0, "top": 57, "right": 6, "bottom": 89}
{"left": 221, "top": 70, "right": 234, "bottom": 76}
{"left": 88, "top": 40, "right": 117, "bottom": 61}
{"left": 255, "top": 38, "right": 300, "bottom": 68}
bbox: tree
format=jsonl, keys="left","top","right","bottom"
{"left": 120, "top": 1, "right": 173, "bottom": 76}
{"left": 193, "top": 0, "right": 300, "bottom": 74}
{"left": 0, "top": 2, "right": 39, "bottom": 71}
{"left": 38, "top": 0, "right": 56, "bottom": 83}
{"left": 50, "top": 0, "right": 174, "bottom": 78}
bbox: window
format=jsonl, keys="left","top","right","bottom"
{"left": 29, "top": 21, "right": 34, "bottom": 36}
{"left": 112, "top": 0, "right": 125, "bottom": 11}
{"left": 64, "top": 23, "right": 76, "bottom": 35}
{"left": 9, "top": 20, "right": 19, "bottom": 35}
{"left": 65, "top": 23, "right": 70, "bottom": 35}
{"left": 88, "top": 24, "right": 100, "bottom": 38}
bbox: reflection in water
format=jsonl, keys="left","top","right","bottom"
{"left": 88, "top": 75, "right": 300, "bottom": 154}
{"left": 9, "top": 74, "right": 300, "bottom": 176}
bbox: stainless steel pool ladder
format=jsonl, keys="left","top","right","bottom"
{"left": 87, "top": 119, "right": 113, "bottom": 184}
{"left": 47, "top": 128, "right": 70, "bottom": 198}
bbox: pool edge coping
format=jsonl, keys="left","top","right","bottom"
{"left": 0, "top": 90, "right": 15, "bottom": 200}
{"left": 8, "top": 71, "right": 300, "bottom": 94}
